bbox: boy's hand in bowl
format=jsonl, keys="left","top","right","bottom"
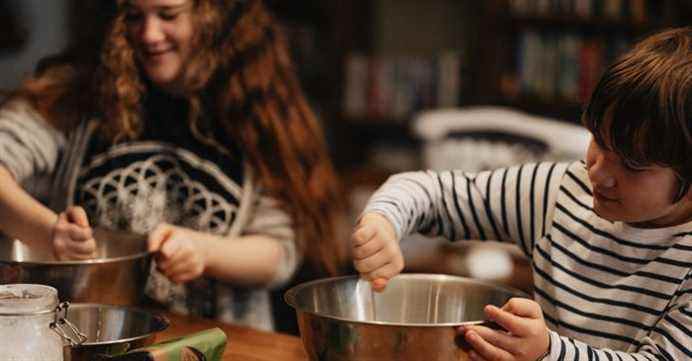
{"left": 351, "top": 212, "right": 403, "bottom": 292}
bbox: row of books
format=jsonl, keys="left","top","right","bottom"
{"left": 342, "top": 52, "right": 462, "bottom": 121}
{"left": 510, "top": 0, "right": 651, "bottom": 21}
{"left": 512, "top": 31, "right": 631, "bottom": 103}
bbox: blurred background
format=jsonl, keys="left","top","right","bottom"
{"left": 1, "top": 0, "right": 691, "bottom": 334}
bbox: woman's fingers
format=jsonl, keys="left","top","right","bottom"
{"left": 155, "top": 235, "right": 205, "bottom": 283}
{"left": 162, "top": 255, "right": 204, "bottom": 283}
{"left": 53, "top": 210, "right": 97, "bottom": 260}
{"left": 65, "top": 206, "right": 90, "bottom": 228}
{"left": 67, "top": 237, "right": 97, "bottom": 255}
{"left": 67, "top": 223, "right": 93, "bottom": 241}
{"left": 148, "top": 223, "right": 173, "bottom": 252}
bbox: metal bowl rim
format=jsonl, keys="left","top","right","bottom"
{"left": 0, "top": 250, "right": 154, "bottom": 266}
{"left": 283, "top": 273, "right": 528, "bottom": 327}
{"left": 67, "top": 303, "right": 170, "bottom": 347}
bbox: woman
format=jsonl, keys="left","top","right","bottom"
{"left": 0, "top": 0, "right": 346, "bottom": 330}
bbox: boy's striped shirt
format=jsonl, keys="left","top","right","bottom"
{"left": 366, "top": 161, "right": 691, "bottom": 360}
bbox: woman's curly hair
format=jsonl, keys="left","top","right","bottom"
{"left": 14, "top": 0, "right": 347, "bottom": 276}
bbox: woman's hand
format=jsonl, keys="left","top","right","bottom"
{"left": 148, "top": 223, "right": 209, "bottom": 284}
{"left": 459, "top": 298, "right": 550, "bottom": 361}
{"left": 52, "top": 206, "right": 97, "bottom": 260}
{"left": 351, "top": 212, "right": 403, "bottom": 291}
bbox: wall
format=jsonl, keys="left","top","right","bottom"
{"left": 372, "top": 0, "right": 472, "bottom": 56}
{"left": 0, "top": 0, "right": 69, "bottom": 90}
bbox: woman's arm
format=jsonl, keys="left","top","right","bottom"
{"left": 148, "top": 224, "right": 286, "bottom": 287}
{"left": 149, "top": 192, "right": 300, "bottom": 288}
{"left": 0, "top": 100, "right": 96, "bottom": 259}
{"left": 0, "top": 165, "right": 57, "bottom": 247}
{"left": 0, "top": 98, "right": 64, "bottom": 245}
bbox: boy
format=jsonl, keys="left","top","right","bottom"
{"left": 352, "top": 27, "right": 692, "bottom": 360}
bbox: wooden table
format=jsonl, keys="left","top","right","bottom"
{"left": 159, "top": 312, "right": 309, "bottom": 361}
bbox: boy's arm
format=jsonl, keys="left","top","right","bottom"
{"left": 544, "top": 273, "right": 691, "bottom": 361}
{"left": 364, "top": 162, "right": 569, "bottom": 253}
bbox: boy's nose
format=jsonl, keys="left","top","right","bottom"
{"left": 587, "top": 157, "right": 616, "bottom": 188}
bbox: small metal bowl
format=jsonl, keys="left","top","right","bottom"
{"left": 63, "top": 303, "right": 169, "bottom": 361}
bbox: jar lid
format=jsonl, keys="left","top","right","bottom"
{"left": 0, "top": 284, "right": 59, "bottom": 315}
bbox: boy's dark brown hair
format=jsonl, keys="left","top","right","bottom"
{"left": 582, "top": 27, "right": 692, "bottom": 199}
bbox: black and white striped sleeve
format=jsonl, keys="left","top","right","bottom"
{"left": 364, "top": 162, "right": 568, "bottom": 253}
{"left": 546, "top": 271, "right": 691, "bottom": 360}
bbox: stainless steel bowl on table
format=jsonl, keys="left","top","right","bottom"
{"left": 0, "top": 227, "right": 152, "bottom": 306}
{"left": 285, "top": 273, "right": 528, "bottom": 361}
{"left": 63, "top": 303, "right": 169, "bottom": 361}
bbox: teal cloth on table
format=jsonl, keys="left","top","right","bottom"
{"left": 102, "top": 328, "right": 227, "bottom": 361}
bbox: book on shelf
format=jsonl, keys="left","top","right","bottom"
{"left": 510, "top": 0, "right": 651, "bottom": 20}
{"left": 343, "top": 51, "right": 462, "bottom": 122}
{"left": 512, "top": 30, "right": 630, "bottom": 103}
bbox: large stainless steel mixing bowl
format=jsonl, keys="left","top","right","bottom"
{"left": 63, "top": 303, "right": 169, "bottom": 361}
{"left": 284, "top": 274, "right": 528, "bottom": 361}
{"left": 0, "top": 228, "right": 152, "bottom": 305}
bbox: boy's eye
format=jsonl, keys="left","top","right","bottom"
{"left": 622, "top": 159, "right": 648, "bottom": 172}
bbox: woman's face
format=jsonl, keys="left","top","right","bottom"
{"left": 125, "top": 0, "right": 195, "bottom": 93}
{"left": 585, "top": 136, "right": 691, "bottom": 227}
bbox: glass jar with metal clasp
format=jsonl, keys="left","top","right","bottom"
{"left": 0, "top": 284, "right": 87, "bottom": 361}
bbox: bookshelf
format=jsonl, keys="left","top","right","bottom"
{"left": 269, "top": 1, "right": 692, "bottom": 169}
{"left": 474, "top": 0, "right": 690, "bottom": 122}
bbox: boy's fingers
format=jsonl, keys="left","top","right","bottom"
{"left": 371, "top": 278, "right": 388, "bottom": 292}
{"left": 66, "top": 206, "right": 90, "bottom": 228}
{"left": 352, "top": 238, "right": 384, "bottom": 260}
{"left": 354, "top": 250, "right": 391, "bottom": 274}
{"left": 464, "top": 330, "right": 513, "bottom": 361}
{"left": 501, "top": 298, "right": 542, "bottom": 318}
{"left": 368, "top": 261, "right": 404, "bottom": 283}
{"left": 352, "top": 226, "right": 376, "bottom": 247}
{"left": 464, "top": 325, "right": 517, "bottom": 353}
{"left": 485, "top": 304, "right": 530, "bottom": 336}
